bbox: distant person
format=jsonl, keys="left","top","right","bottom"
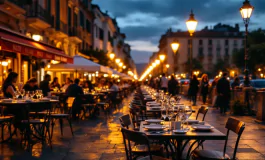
{"left": 160, "top": 73, "right": 168, "bottom": 92}
{"left": 61, "top": 78, "right": 71, "bottom": 91}
{"left": 23, "top": 77, "right": 38, "bottom": 92}
{"left": 3, "top": 72, "right": 18, "bottom": 98}
{"left": 200, "top": 74, "right": 209, "bottom": 104}
{"left": 83, "top": 80, "right": 94, "bottom": 91}
{"left": 231, "top": 77, "right": 240, "bottom": 89}
{"left": 50, "top": 77, "right": 60, "bottom": 89}
{"left": 109, "top": 81, "right": 119, "bottom": 92}
{"left": 216, "top": 72, "right": 231, "bottom": 114}
{"left": 189, "top": 75, "right": 199, "bottom": 106}
{"left": 40, "top": 74, "right": 51, "bottom": 97}
{"left": 66, "top": 79, "right": 84, "bottom": 97}
{"left": 168, "top": 75, "right": 179, "bottom": 96}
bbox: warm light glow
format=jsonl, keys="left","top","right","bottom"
{"left": 92, "top": 73, "right": 95, "bottom": 77}
{"left": 51, "top": 60, "right": 60, "bottom": 64}
{"left": 119, "top": 62, "right": 123, "bottom": 67}
{"left": 103, "top": 74, "right": 108, "bottom": 77}
{"left": 149, "top": 74, "right": 152, "bottom": 77}
{"left": 23, "top": 64, "right": 26, "bottom": 67}
{"left": 8, "top": 59, "right": 11, "bottom": 63}
{"left": 155, "top": 59, "right": 160, "bottom": 65}
{"left": 109, "top": 53, "right": 115, "bottom": 60}
{"left": 261, "top": 73, "right": 264, "bottom": 78}
{"left": 159, "top": 54, "right": 166, "bottom": 62}
{"left": 3, "top": 70, "right": 6, "bottom": 73}
{"left": 32, "top": 34, "right": 42, "bottom": 41}
{"left": 186, "top": 10, "right": 198, "bottom": 36}
{"left": 258, "top": 68, "right": 262, "bottom": 72}
{"left": 123, "top": 66, "right": 126, "bottom": 69}
{"left": 240, "top": 0, "right": 254, "bottom": 20}
{"left": 171, "top": 41, "right": 180, "bottom": 53}
{"left": 2, "top": 61, "right": 8, "bottom": 66}
{"left": 152, "top": 62, "right": 156, "bottom": 67}
{"left": 47, "top": 64, "right": 51, "bottom": 68}
{"left": 115, "top": 58, "right": 121, "bottom": 63}
{"left": 84, "top": 73, "right": 87, "bottom": 76}
{"left": 166, "top": 64, "right": 170, "bottom": 68}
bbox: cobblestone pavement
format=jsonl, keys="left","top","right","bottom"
{"left": 1, "top": 95, "right": 265, "bottom": 160}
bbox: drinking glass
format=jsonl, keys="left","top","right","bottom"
{"left": 178, "top": 106, "right": 185, "bottom": 129}
{"left": 29, "top": 91, "right": 35, "bottom": 99}
{"left": 183, "top": 106, "right": 193, "bottom": 129}
{"left": 167, "top": 105, "right": 175, "bottom": 130}
{"left": 161, "top": 102, "right": 167, "bottom": 120}
{"left": 20, "top": 89, "right": 25, "bottom": 99}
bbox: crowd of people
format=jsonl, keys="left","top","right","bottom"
{"left": 147, "top": 72, "right": 242, "bottom": 115}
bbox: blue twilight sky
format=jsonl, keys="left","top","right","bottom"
{"left": 93, "top": 0, "right": 265, "bottom": 64}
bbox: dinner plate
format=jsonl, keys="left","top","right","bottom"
{"left": 145, "top": 119, "right": 163, "bottom": 123}
{"left": 191, "top": 124, "right": 214, "bottom": 131}
{"left": 173, "top": 129, "right": 189, "bottom": 134}
{"left": 185, "top": 119, "right": 200, "bottom": 124}
{"left": 144, "top": 125, "right": 166, "bottom": 131}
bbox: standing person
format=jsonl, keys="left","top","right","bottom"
{"left": 160, "top": 73, "right": 168, "bottom": 92}
{"left": 3, "top": 72, "right": 18, "bottom": 98}
{"left": 200, "top": 74, "right": 209, "bottom": 104}
{"left": 40, "top": 74, "right": 51, "bottom": 97}
{"left": 189, "top": 75, "right": 199, "bottom": 106}
{"left": 231, "top": 77, "right": 240, "bottom": 89}
{"left": 216, "top": 72, "right": 231, "bottom": 114}
{"left": 50, "top": 77, "right": 61, "bottom": 89}
{"left": 168, "top": 75, "right": 178, "bottom": 96}
{"left": 23, "top": 77, "right": 38, "bottom": 92}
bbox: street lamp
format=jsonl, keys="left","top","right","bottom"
{"left": 159, "top": 54, "right": 166, "bottom": 74}
{"left": 171, "top": 40, "right": 180, "bottom": 54}
{"left": 115, "top": 58, "right": 121, "bottom": 64}
{"left": 240, "top": 0, "right": 254, "bottom": 86}
{"left": 109, "top": 53, "right": 115, "bottom": 60}
{"left": 186, "top": 10, "right": 198, "bottom": 78}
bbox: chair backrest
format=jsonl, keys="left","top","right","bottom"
{"left": 119, "top": 114, "right": 132, "bottom": 129}
{"left": 223, "top": 117, "right": 245, "bottom": 160}
{"left": 121, "top": 127, "right": 152, "bottom": 160}
{"left": 129, "top": 108, "right": 139, "bottom": 129}
{"left": 196, "top": 106, "right": 208, "bottom": 121}
{"left": 67, "top": 97, "right": 75, "bottom": 108}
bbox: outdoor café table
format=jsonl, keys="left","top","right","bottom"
{"left": 139, "top": 121, "right": 226, "bottom": 160}
{"left": 0, "top": 99, "right": 59, "bottom": 142}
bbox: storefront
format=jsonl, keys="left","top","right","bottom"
{"left": 0, "top": 27, "right": 73, "bottom": 85}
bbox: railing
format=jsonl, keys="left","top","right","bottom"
{"left": 26, "top": 4, "right": 52, "bottom": 24}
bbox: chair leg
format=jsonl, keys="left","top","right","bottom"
{"left": 46, "top": 123, "right": 52, "bottom": 149}
{"left": 67, "top": 117, "right": 74, "bottom": 136}
{"left": 59, "top": 119, "right": 64, "bottom": 136}
{"left": 51, "top": 120, "right": 55, "bottom": 139}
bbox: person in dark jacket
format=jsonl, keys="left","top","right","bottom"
{"left": 66, "top": 79, "right": 84, "bottom": 120}
{"left": 189, "top": 75, "right": 199, "bottom": 106}
{"left": 50, "top": 77, "right": 61, "bottom": 89}
{"left": 200, "top": 74, "right": 209, "bottom": 104}
{"left": 3, "top": 72, "right": 18, "bottom": 98}
{"left": 40, "top": 74, "right": 51, "bottom": 96}
{"left": 168, "top": 75, "right": 179, "bottom": 96}
{"left": 216, "top": 72, "right": 231, "bottom": 114}
{"left": 231, "top": 77, "right": 240, "bottom": 89}
{"left": 23, "top": 77, "right": 38, "bottom": 92}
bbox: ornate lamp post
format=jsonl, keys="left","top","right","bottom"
{"left": 159, "top": 54, "right": 166, "bottom": 74}
{"left": 171, "top": 40, "right": 180, "bottom": 74}
{"left": 240, "top": 0, "right": 254, "bottom": 86}
{"left": 186, "top": 10, "right": 198, "bottom": 78}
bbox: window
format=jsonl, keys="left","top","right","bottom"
{"left": 68, "top": 7, "right": 71, "bottom": 27}
{"left": 208, "top": 39, "right": 212, "bottom": 45}
{"left": 86, "top": 20, "right": 91, "bottom": 33}
{"left": 225, "top": 48, "right": 229, "bottom": 56}
{"left": 208, "top": 47, "right": 212, "bottom": 56}
{"left": 199, "top": 39, "right": 203, "bottom": 45}
{"left": 74, "top": 13, "right": 77, "bottom": 27}
{"left": 225, "top": 39, "right": 229, "bottom": 46}
{"left": 198, "top": 47, "right": 203, "bottom": 57}
{"left": 47, "top": 0, "right": 51, "bottom": 14}
{"left": 188, "top": 39, "right": 191, "bottom": 45}
{"left": 234, "top": 40, "right": 238, "bottom": 47}
{"left": 216, "top": 47, "right": 221, "bottom": 58}
{"left": 80, "top": 11, "right": 84, "bottom": 27}
{"left": 99, "top": 28, "right": 104, "bottom": 40}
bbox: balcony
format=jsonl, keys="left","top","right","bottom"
{"left": 0, "top": 0, "right": 26, "bottom": 17}
{"left": 25, "top": 4, "right": 51, "bottom": 29}
{"left": 68, "top": 27, "right": 82, "bottom": 43}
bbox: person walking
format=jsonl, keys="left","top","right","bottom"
{"left": 189, "top": 75, "right": 199, "bottom": 106}
{"left": 168, "top": 75, "right": 179, "bottom": 96}
{"left": 216, "top": 72, "right": 231, "bottom": 114}
{"left": 160, "top": 73, "right": 168, "bottom": 93}
{"left": 200, "top": 74, "right": 209, "bottom": 104}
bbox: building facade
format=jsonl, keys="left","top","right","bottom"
{"left": 155, "top": 24, "right": 244, "bottom": 75}
{"left": 0, "top": 0, "right": 136, "bottom": 84}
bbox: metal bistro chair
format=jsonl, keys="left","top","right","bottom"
{"left": 121, "top": 127, "right": 168, "bottom": 160}
{"left": 192, "top": 117, "right": 245, "bottom": 160}
{"left": 50, "top": 97, "right": 75, "bottom": 138}
{"left": 119, "top": 114, "right": 139, "bottom": 131}
{"left": 196, "top": 106, "right": 209, "bottom": 121}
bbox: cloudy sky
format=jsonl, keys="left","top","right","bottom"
{"left": 93, "top": 0, "right": 265, "bottom": 64}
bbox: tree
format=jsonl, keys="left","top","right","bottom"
{"left": 213, "top": 59, "right": 230, "bottom": 74}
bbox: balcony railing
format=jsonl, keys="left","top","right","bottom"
{"left": 25, "top": 4, "right": 52, "bottom": 24}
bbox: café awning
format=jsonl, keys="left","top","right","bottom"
{"left": 0, "top": 27, "right": 73, "bottom": 63}
{"left": 47, "top": 55, "right": 111, "bottom": 74}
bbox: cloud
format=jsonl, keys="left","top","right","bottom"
{"left": 127, "top": 40, "right": 158, "bottom": 52}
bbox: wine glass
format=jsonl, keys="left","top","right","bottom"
{"left": 183, "top": 106, "right": 193, "bottom": 129}
{"left": 20, "top": 89, "right": 25, "bottom": 99}
{"left": 29, "top": 91, "right": 35, "bottom": 99}
{"left": 178, "top": 106, "right": 185, "bottom": 129}
{"left": 161, "top": 102, "right": 167, "bottom": 120}
{"left": 167, "top": 105, "right": 175, "bottom": 130}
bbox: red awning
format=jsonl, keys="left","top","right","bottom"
{"left": 0, "top": 28, "right": 73, "bottom": 63}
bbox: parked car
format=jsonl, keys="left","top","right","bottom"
{"left": 250, "top": 79, "right": 265, "bottom": 90}
{"left": 179, "top": 79, "right": 190, "bottom": 85}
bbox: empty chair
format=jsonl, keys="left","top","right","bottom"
{"left": 192, "top": 117, "right": 245, "bottom": 160}
{"left": 121, "top": 127, "right": 168, "bottom": 160}
{"left": 196, "top": 106, "right": 209, "bottom": 121}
